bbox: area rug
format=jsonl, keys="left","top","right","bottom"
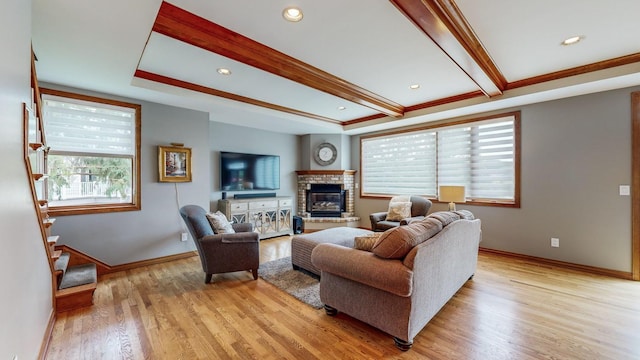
{"left": 258, "top": 257, "right": 322, "bottom": 309}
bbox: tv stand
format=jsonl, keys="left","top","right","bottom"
{"left": 218, "top": 196, "right": 293, "bottom": 239}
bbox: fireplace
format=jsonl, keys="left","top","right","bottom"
{"left": 306, "top": 184, "right": 346, "bottom": 217}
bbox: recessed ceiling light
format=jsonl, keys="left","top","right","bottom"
{"left": 217, "top": 68, "right": 231, "bottom": 75}
{"left": 283, "top": 7, "right": 303, "bottom": 22}
{"left": 337, "top": 106, "right": 346, "bottom": 110}
{"left": 561, "top": 35, "right": 583, "bottom": 46}
{"left": 409, "top": 84, "right": 421, "bottom": 90}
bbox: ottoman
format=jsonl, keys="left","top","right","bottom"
{"left": 291, "top": 227, "right": 373, "bottom": 276}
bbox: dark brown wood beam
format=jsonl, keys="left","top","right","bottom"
{"left": 390, "top": 0, "right": 506, "bottom": 97}
{"left": 151, "top": 1, "right": 405, "bottom": 118}
{"left": 134, "top": 70, "right": 342, "bottom": 125}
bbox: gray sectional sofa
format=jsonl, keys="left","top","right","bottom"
{"left": 311, "top": 211, "right": 481, "bottom": 350}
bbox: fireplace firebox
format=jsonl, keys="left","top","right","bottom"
{"left": 306, "top": 184, "right": 346, "bottom": 217}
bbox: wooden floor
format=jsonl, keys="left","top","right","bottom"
{"left": 46, "top": 236, "right": 640, "bottom": 360}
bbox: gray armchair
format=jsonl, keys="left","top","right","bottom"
{"left": 369, "top": 196, "right": 432, "bottom": 232}
{"left": 180, "top": 205, "right": 260, "bottom": 283}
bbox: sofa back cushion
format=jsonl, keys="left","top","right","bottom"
{"left": 427, "top": 211, "right": 461, "bottom": 227}
{"left": 371, "top": 218, "right": 443, "bottom": 259}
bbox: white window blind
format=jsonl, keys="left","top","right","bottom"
{"left": 361, "top": 131, "right": 437, "bottom": 196}
{"left": 42, "top": 94, "right": 136, "bottom": 156}
{"left": 361, "top": 114, "right": 517, "bottom": 203}
{"left": 438, "top": 117, "right": 515, "bottom": 200}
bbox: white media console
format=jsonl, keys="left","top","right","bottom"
{"left": 218, "top": 196, "right": 293, "bottom": 239}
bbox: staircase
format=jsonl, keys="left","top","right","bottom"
{"left": 26, "top": 49, "right": 98, "bottom": 313}
{"left": 53, "top": 253, "right": 97, "bottom": 312}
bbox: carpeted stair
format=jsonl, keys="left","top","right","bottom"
{"left": 53, "top": 252, "right": 98, "bottom": 312}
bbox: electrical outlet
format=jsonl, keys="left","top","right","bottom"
{"left": 551, "top": 237, "right": 559, "bottom": 247}
{"left": 181, "top": 232, "right": 188, "bottom": 242}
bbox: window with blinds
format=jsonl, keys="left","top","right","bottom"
{"left": 361, "top": 112, "right": 519, "bottom": 206}
{"left": 41, "top": 89, "right": 141, "bottom": 215}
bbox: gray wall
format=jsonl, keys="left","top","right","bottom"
{"left": 353, "top": 86, "right": 636, "bottom": 273}
{"left": 299, "top": 134, "right": 350, "bottom": 170}
{"left": 1, "top": 0, "right": 54, "bottom": 358}
{"left": 46, "top": 86, "right": 210, "bottom": 265}
{"left": 209, "top": 122, "right": 299, "bottom": 211}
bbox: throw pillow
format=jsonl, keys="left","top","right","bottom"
{"left": 385, "top": 201, "right": 412, "bottom": 221}
{"left": 206, "top": 211, "right": 236, "bottom": 234}
{"left": 354, "top": 233, "right": 382, "bottom": 252}
{"left": 372, "top": 218, "right": 443, "bottom": 259}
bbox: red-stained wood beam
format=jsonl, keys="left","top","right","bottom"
{"left": 152, "top": 1, "right": 405, "bottom": 118}
{"left": 390, "top": 0, "right": 506, "bottom": 97}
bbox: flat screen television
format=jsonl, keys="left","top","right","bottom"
{"left": 220, "top": 151, "right": 280, "bottom": 191}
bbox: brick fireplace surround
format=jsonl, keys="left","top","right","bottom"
{"left": 295, "top": 170, "right": 360, "bottom": 230}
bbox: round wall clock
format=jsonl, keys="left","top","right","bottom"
{"left": 314, "top": 142, "right": 338, "bottom": 166}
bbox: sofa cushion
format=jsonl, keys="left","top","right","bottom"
{"left": 354, "top": 233, "right": 382, "bottom": 252}
{"left": 454, "top": 209, "right": 475, "bottom": 220}
{"left": 206, "top": 211, "right": 236, "bottom": 234}
{"left": 372, "top": 218, "right": 443, "bottom": 259}
{"left": 428, "top": 211, "right": 461, "bottom": 227}
{"left": 385, "top": 201, "right": 411, "bottom": 221}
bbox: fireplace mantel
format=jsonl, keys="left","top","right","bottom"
{"left": 295, "top": 170, "right": 356, "bottom": 176}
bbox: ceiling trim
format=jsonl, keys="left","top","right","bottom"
{"left": 390, "top": 0, "right": 505, "bottom": 97}
{"left": 507, "top": 52, "right": 640, "bottom": 90}
{"left": 134, "top": 69, "right": 342, "bottom": 124}
{"left": 150, "top": 1, "right": 405, "bottom": 118}
{"left": 342, "top": 89, "right": 484, "bottom": 127}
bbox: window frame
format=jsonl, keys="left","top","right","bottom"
{"left": 40, "top": 88, "right": 141, "bottom": 216}
{"left": 360, "top": 111, "right": 521, "bottom": 208}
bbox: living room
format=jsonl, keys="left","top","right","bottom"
{"left": 3, "top": 1, "right": 640, "bottom": 359}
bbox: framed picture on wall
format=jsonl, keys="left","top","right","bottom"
{"left": 158, "top": 145, "right": 192, "bottom": 182}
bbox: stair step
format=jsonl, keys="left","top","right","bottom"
{"left": 59, "top": 263, "right": 97, "bottom": 290}
{"left": 51, "top": 249, "right": 62, "bottom": 260}
{"left": 47, "top": 235, "right": 59, "bottom": 245}
{"left": 54, "top": 252, "right": 70, "bottom": 274}
{"left": 55, "top": 282, "right": 97, "bottom": 312}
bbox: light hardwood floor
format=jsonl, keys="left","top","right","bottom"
{"left": 46, "top": 236, "right": 640, "bottom": 359}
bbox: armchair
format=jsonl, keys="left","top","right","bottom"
{"left": 180, "top": 205, "right": 260, "bottom": 283}
{"left": 369, "top": 196, "right": 432, "bottom": 232}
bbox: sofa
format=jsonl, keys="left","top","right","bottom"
{"left": 311, "top": 210, "right": 481, "bottom": 350}
{"left": 369, "top": 195, "right": 432, "bottom": 232}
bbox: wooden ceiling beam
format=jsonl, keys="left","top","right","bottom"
{"left": 152, "top": 1, "right": 405, "bottom": 118}
{"left": 390, "top": 0, "right": 506, "bottom": 97}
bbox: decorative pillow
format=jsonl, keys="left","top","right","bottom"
{"left": 206, "top": 211, "right": 235, "bottom": 234}
{"left": 427, "top": 211, "right": 461, "bottom": 227}
{"left": 354, "top": 233, "right": 382, "bottom": 252}
{"left": 385, "top": 201, "right": 412, "bottom": 221}
{"left": 372, "top": 218, "right": 443, "bottom": 259}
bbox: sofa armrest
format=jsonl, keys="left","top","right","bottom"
{"left": 369, "top": 211, "right": 388, "bottom": 230}
{"left": 311, "top": 243, "right": 413, "bottom": 297}
{"left": 232, "top": 222, "right": 255, "bottom": 233}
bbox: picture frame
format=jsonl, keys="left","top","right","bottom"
{"left": 158, "top": 145, "right": 192, "bottom": 182}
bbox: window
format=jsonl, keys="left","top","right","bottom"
{"left": 361, "top": 112, "right": 520, "bottom": 207}
{"left": 41, "top": 88, "right": 141, "bottom": 215}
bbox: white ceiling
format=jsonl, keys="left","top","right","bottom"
{"left": 32, "top": 0, "right": 640, "bottom": 135}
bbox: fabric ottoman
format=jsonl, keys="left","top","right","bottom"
{"left": 291, "top": 227, "right": 373, "bottom": 276}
